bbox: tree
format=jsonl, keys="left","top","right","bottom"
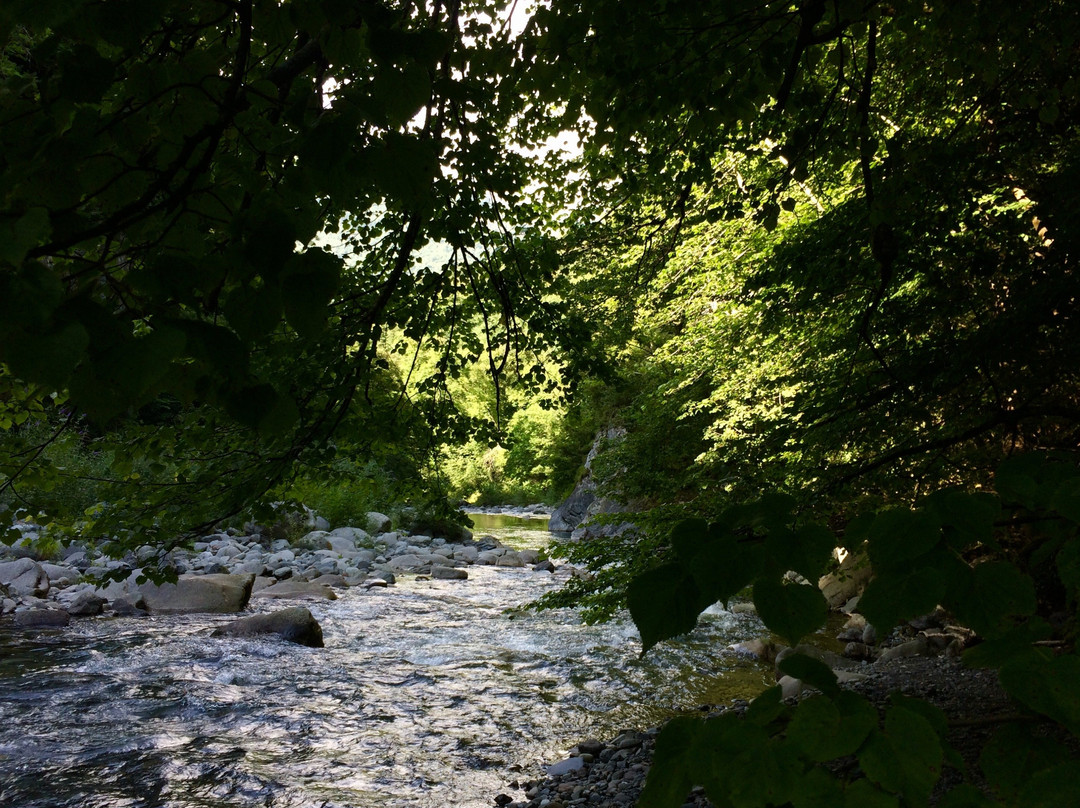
{"left": 512, "top": 1, "right": 1080, "bottom": 804}
{"left": 0, "top": 0, "right": 564, "bottom": 548}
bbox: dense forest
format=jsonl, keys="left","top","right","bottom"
{"left": 2, "top": 1, "right": 1078, "bottom": 806}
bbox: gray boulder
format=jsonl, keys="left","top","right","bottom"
{"left": 330, "top": 526, "right": 371, "bottom": 546}
{"left": 140, "top": 573, "right": 254, "bottom": 614}
{"left": 387, "top": 553, "right": 425, "bottom": 571}
{"left": 62, "top": 589, "right": 106, "bottom": 617}
{"left": 41, "top": 562, "right": 81, "bottom": 587}
{"left": 325, "top": 535, "right": 357, "bottom": 554}
{"left": 211, "top": 607, "right": 324, "bottom": 648}
{"left": 0, "top": 558, "right": 50, "bottom": 598}
{"left": 365, "top": 512, "right": 393, "bottom": 533}
{"left": 293, "top": 530, "right": 331, "bottom": 551}
{"left": 430, "top": 566, "right": 468, "bottom": 581}
{"left": 15, "top": 608, "right": 70, "bottom": 628}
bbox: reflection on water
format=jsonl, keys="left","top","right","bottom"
{"left": 0, "top": 515, "right": 769, "bottom": 808}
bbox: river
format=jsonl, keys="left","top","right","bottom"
{"left": 0, "top": 513, "right": 770, "bottom": 807}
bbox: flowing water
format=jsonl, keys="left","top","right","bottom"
{"left": 0, "top": 514, "right": 770, "bottom": 808}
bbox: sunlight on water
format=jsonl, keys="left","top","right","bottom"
{"left": 0, "top": 514, "right": 770, "bottom": 808}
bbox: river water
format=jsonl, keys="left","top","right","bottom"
{"left": 0, "top": 514, "right": 769, "bottom": 808}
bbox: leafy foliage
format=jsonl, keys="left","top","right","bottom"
{"left": 630, "top": 455, "right": 1080, "bottom": 806}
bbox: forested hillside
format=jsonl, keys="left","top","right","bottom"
{"left": 2, "top": 1, "right": 1078, "bottom": 806}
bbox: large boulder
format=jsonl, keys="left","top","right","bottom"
{"left": 330, "top": 526, "right": 371, "bottom": 546}
{"left": 15, "top": 608, "right": 70, "bottom": 628}
{"left": 251, "top": 580, "right": 338, "bottom": 601}
{"left": 430, "top": 565, "right": 468, "bottom": 580}
{"left": 211, "top": 607, "right": 324, "bottom": 647}
{"left": 818, "top": 551, "right": 873, "bottom": 609}
{"left": 140, "top": 573, "right": 255, "bottom": 614}
{"left": 0, "top": 558, "right": 49, "bottom": 598}
{"left": 41, "top": 562, "right": 82, "bottom": 587}
{"left": 59, "top": 588, "right": 107, "bottom": 616}
{"left": 293, "top": 530, "right": 331, "bottom": 551}
{"left": 365, "top": 512, "right": 393, "bottom": 533}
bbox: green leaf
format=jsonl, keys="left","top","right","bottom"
{"left": 1025, "top": 762, "right": 1080, "bottom": 808}
{"left": 686, "top": 531, "right": 764, "bottom": 607}
{"left": 924, "top": 488, "right": 1000, "bottom": 551}
{"left": 961, "top": 621, "right": 1052, "bottom": 668}
{"left": 628, "top": 563, "right": 704, "bottom": 653}
{"left": 282, "top": 250, "right": 341, "bottom": 338}
{"left": 4, "top": 321, "right": 88, "bottom": 389}
{"left": 936, "top": 784, "right": 1000, "bottom": 808}
{"left": 790, "top": 768, "right": 845, "bottom": 808}
{"left": 858, "top": 565, "right": 946, "bottom": 635}
{"left": 224, "top": 283, "right": 284, "bottom": 342}
{"left": 979, "top": 722, "right": 1069, "bottom": 804}
{"left": 1052, "top": 479, "right": 1080, "bottom": 524}
{"left": 843, "top": 779, "right": 900, "bottom": 808}
{"left": 858, "top": 706, "right": 944, "bottom": 804}
{"left": 670, "top": 518, "right": 709, "bottom": 558}
{"left": 999, "top": 653, "right": 1080, "bottom": 735}
{"left": 778, "top": 653, "right": 840, "bottom": 698}
{"left": 785, "top": 691, "right": 878, "bottom": 762}
{"left": 950, "top": 561, "right": 1035, "bottom": 638}
{"left": 636, "top": 716, "right": 703, "bottom": 808}
{"left": 0, "top": 208, "right": 51, "bottom": 265}
{"left": 867, "top": 507, "right": 942, "bottom": 570}
{"left": 753, "top": 576, "right": 827, "bottom": 645}
{"left": 1057, "top": 539, "right": 1080, "bottom": 602}
{"left": 745, "top": 685, "right": 787, "bottom": 726}
{"left": 766, "top": 522, "right": 836, "bottom": 581}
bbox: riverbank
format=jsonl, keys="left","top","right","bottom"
{"left": 494, "top": 643, "right": 1015, "bottom": 808}
{"left": 496, "top": 653, "right": 1013, "bottom": 808}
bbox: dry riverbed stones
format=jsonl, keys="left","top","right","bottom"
{"left": 1, "top": 510, "right": 560, "bottom": 632}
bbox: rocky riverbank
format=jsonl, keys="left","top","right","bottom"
{"left": 0, "top": 510, "right": 566, "bottom": 629}
{"left": 495, "top": 651, "right": 1014, "bottom": 808}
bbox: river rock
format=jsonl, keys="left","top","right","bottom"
{"left": 546, "top": 757, "right": 586, "bottom": 776}
{"left": 430, "top": 566, "right": 468, "bottom": 580}
{"left": 331, "top": 526, "right": 372, "bottom": 545}
{"left": 496, "top": 553, "right": 525, "bottom": 568}
{"left": 365, "top": 512, "right": 393, "bottom": 533}
{"left": 41, "top": 562, "right": 81, "bottom": 587}
{"left": 140, "top": 573, "right": 255, "bottom": 614}
{"left": 453, "top": 546, "right": 479, "bottom": 563}
{"left": 293, "top": 530, "right": 331, "bottom": 551}
{"left": 251, "top": 580, "right": 338, "bottom": 600}
{"left": 836, "top": 613, "right": 867, "bottom": 642}
{"left": 61, "top": 589, "right": 107, "bottom": 617}
{"left": 387, "top": 553, "right": 424, "bottom": 571}
{"left": 15, "top": 608, "right": 71, "bottom": 628}
{"left": 818, "top": 551, "right": 873, "bottom": 609}
{"left": 112, "top": 594, "right": 148, "bottom": 615}
{"left": 212, "top": 606, "right": 324, "bottom": 647}
{"left": 533, "top": 559, "right": 556, "bottom": 573}
{"left": 877, "top": 636, "right": 931, "bottom": 663}
{"left": 0, "top": 558, "right": 50, "bottom": 598}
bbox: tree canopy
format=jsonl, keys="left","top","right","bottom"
{"left": 3, "top": 1, "right": 1080, "bottom": 805}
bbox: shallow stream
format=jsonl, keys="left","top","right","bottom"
{"left": 0, "top": 513, "right": 769, "bottom": 807}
